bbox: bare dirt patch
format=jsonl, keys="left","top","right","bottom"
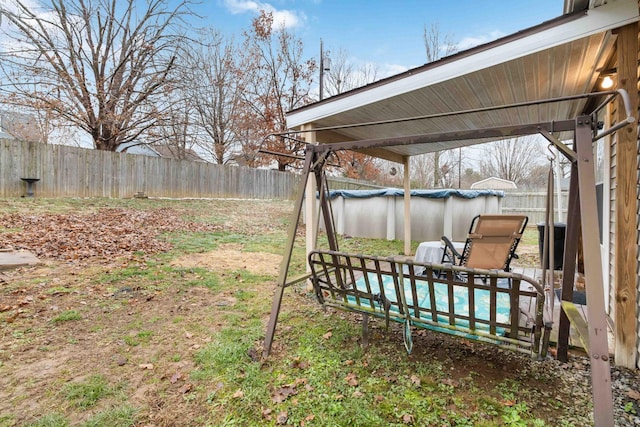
{"left": 171, "top": 243, "right": 282, "bottom": 276}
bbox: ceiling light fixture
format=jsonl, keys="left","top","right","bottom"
{"left": 601, "top": 75, "right": 614, "bottom": 89}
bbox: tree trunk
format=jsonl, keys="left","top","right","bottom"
{"left": 433, "top": 152, "right": 440, "bottom": 188}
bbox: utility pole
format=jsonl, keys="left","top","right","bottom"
{"left": 319, "top": 39, "right": 330, "bottom": 100}
{"left": 458, "top": 148, "right": 462, "bottom": 188}
{"left": 319, "top": 39, "right": 325, "bottom": 100}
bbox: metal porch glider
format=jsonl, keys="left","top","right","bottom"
{"left": 263, "top": 89, "right": 636, "bottom": 427}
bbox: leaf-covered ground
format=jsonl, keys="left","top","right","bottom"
{"left": 0, "top": 207, "right": 221, "bottom": 261}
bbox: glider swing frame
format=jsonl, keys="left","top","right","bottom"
{"left": 262, "top": 89, "right": 635, "bottom": 427}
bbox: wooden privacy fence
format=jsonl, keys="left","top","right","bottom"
{"left": 1, "top": 139, "right": 566, "bottom": 223}
{"left": 0, "top": 139, "right": 300, "bottom": 199}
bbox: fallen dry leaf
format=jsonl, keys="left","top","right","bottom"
{"left": 291, "top": 357, "right": 309, "bottom": 369}
{"left": 271, "top": 394, "right": 287, "bottom": 404}
{"left": 502, "top": 399, "right": 516, "bottom": 407}
{"left": 261, "top": 408, "right": 272, "bottom": 419}
{"left": 272, "top": 385, "right": 297, "bottom": 403}
{"left": 293, "top": 377, "right": 308, "bottom": 386}
{"left": 232, "top": 389, "right": 244, "bottom": 399}
{"left": 4, "top": 312, "right": 19, "bottom": 323}
{"left": 322, "top": 331, "right": 333, "bottom": 340}
{"left": 178, "top": 383, "right": 193, "bottom": 394}
{"left": 628, "top": 389, "right": 640, "bottom": 401}
{"left": 402, "top": 413, "right": 414, "bottom": 424}
{"left": 139, "top": 363, "right": 154, "bottom": 370}
{"left": 276, "top": 411, "right": 288, "bottom": 425}
{"left": 344, "top": 372, "right": 358, "bottom": 387}
{"left": 18, "top": 296, "right": 34, "bottom": 306}
{"left": 170, "top": 372, "right": 183, "bottom": 384}
{"left": 410, "top": 375, "right": 421, "bottom": 386}
{"left": 441, "top": 378, "right": 458, "bottom": 387}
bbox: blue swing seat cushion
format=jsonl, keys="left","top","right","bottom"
{"left": 346, "top": 273, "right": 512, "bottom": 338}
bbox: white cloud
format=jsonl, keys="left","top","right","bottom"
{"left": 454, "top": 30, "right": 506, "bottom": 51}
{"left": 223, "top": 0, "right": 305, "bottom": 29}
{"left": 379, "top": 63, "right": 409, "bottom": 78}
{"left": 223, "top": 0, "right": 260, "bottom": 14}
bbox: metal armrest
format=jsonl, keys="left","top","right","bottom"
{"left": 441, "top": 235, "right": 462, "bottom": 264}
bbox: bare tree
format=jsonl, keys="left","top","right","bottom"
{"left": 409, "top": 153, "right": 433, "bottom": 188}
{"left": 423, "top": 22, "right": 457, "bottom": 62}
{"left": 149, "top": 99, "right": 198, "bottom": 160}
{"left": 323, "top": 48, "right": 379, "bottom": 97}
{"left": 479, "top": 136, "right": 545, "bottom": 185}
{"left": 423, "top": 22, "right": 458, "bottom": 187}
{"left": 173, "top": 29, "right": 245, "bottom": 164}
{"left": 0, "top": 0, "right": 191, "bottom": 151}
{"left": 410, "top": 150, "right": 458, "bottom": 188}
{"left": 239, "top": 11, "right": 316, "bottom": 171}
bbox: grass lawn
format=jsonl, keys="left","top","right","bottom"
{"left": 0, "top": 198, "right": 593, "bottom": 426}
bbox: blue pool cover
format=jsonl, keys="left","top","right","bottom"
{"left": 326, "top": 188, "right": 504, "bottom": 199}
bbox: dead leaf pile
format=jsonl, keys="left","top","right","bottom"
{"left": 0, "top": 208, "right": 221, "bottom": 261}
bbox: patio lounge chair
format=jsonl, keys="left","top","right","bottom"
{"left": 441, "top": 214, "right": 528, "bottom": 272}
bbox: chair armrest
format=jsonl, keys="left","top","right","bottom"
{"left": 441, "top": 235, "right": 462, "bottom": 264}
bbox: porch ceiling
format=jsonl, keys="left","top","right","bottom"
{"left": 286, "top": 1, "right": 639, "bottom": 163}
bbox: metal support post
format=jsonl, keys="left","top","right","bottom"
{"left": 263, "top": 149, "right": 315, "bottom": 357}
{"left": 556, "top": 162, "right": 580, "bottom": 362}
{"left": 575, "top": 116, "right": 614, "bottom": 426}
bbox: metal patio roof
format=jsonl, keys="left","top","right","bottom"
{"left": 286, "top": 0, "right": 639, "bottom": 163}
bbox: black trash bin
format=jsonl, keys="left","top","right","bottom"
{"left": 537, "top": 222, "right": 566, "bottom": 270}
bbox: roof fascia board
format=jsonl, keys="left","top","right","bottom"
{"left": 288, "top": 0, "right": 639, "bottom": 130}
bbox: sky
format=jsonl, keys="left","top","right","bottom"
{"left": 0, "top": 0, "right": 568, "bottom": 88}
{"left": 191, "top": 0, "right": 567, "bottom": 77}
